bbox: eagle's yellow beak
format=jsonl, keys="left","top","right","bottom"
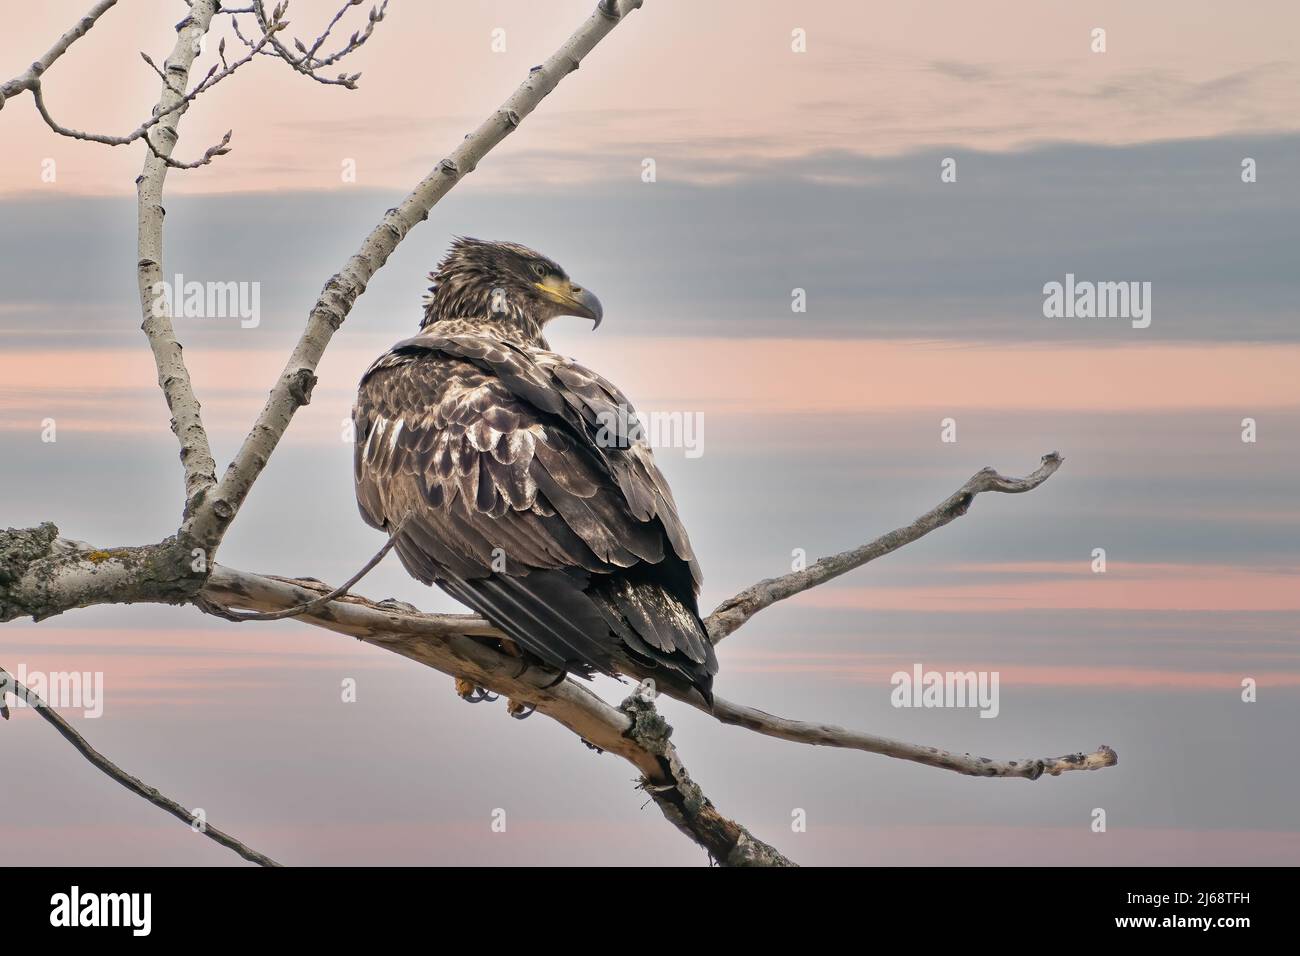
{"left": 535, "top": 277, "right": 603, "bottom": 328}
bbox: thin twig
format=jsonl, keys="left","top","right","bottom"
{"left": 0, "top": 667, "right": 280, "bottom": 867}
{"left": 218, "top": 515, "right": 408, "bottom": 621}
{"left": 23, "top": 9, "right": 282, "bottom": 167}
{"left": 710, "top": 697, "right": 1117, "bottom": 780}
{"left": 0, "top": 0, "right": 120, "bottom": 105}
{"left": 705, "top": 453, "right": 1065, "bottom": 643}
{"left": 247, "top": 0, "right": 387, "bottom": 88}
{"left": 144, "top": 127, "right": 233, "bottom": 169}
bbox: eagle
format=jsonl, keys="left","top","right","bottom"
{"left": 352, "top": 238, "right": 718, "bottom": 708}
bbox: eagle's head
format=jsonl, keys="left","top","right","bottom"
{"left": 420, "top": 237, "right": 603, "bottom": 339}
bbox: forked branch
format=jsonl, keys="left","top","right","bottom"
{"left": 191, "top": 454, "right": 1109, "bottom": 785}
{"left": 185, "top": 0, "right": 649, "bottom": 553}
{"left": 0, "top": 0, "right": 1112, "bottom": 868}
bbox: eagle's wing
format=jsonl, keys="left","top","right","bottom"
{"left": 353, "top": 333, "right": 716, "bottom": 696}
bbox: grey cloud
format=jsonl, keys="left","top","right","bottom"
{"left": 928, "top": 59, "right": 995, "bottom": 83}
{"left": 5, "top": 132, "right": 1297, "bottom": 347}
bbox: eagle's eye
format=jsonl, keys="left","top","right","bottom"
{"left": 531, "top": 263, "right": 548, "bottom": 279}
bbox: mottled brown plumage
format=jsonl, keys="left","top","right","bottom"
{"left": 353, "top": 238, "right": 717, "bottom": 704}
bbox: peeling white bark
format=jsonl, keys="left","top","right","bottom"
{"left": 136, "top": 1, "right": 221, "bottom": 509}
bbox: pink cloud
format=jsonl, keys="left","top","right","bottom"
{"left": 4, "top": 340, "right": 1299, "bottom": 439}
{"left": 4, "top": 1, "right": 1299, "bottom": 196}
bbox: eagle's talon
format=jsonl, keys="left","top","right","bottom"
{"left": 506, "top": 699, "right": 536, "bottom": 719}
{"left": 454, "top": 677, "right": 498, "bottom": 703}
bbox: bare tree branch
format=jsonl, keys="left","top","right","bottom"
{"left": 0, "top": 666, "right": 279, "bottom": 867}
{"left": 705, "top": 453, "right": 1065, "bottom": 643}
{"left": 0, "top": 0, "right": 120, "bottom": 107}
{"left": 194, "top": 536, "right": 1116, "bottom": 783}
{"left": 0, "top": 525, "right": 788, "bottom": 864}
{"left": 0, "top": 0, "right": 1110, "bottom": 868}
{"left": 301, "top": 0, "right": 386, "bottom": 70}
{"left": 197, "top": 565, "right": 791, "bottom": 864}
{"left": 2, "top": 0, "right": 386, "bottom": 516}
{"left": 143, "top": 126, "right": 233, "bottom": 170}
{"left": 216, "top": 514, "right": 408, "bottom": 621}
{"left": 184, "top": 0, "right": 649, "bottom": 554}
{"left": 26, "top": 75, "right": 237, "bottom": 168}
{"left": 0, "top": 525, "right": 198, "bottom": 624}
{"left": 18, "top": 7, "right": 283, "bottom": 169}
{"left": 0, "top": 445, "right": 1103, "bottom": 866}
{"left": 621, "top": 687, "right": 794, "bottom": 866}
{"left": 239, "top": 0, "right": 389, "bottom": 86}
{"left": 135, "top": 0, "right": 226, "bottom": 513}
{"left": 711, "top": 697, "right": 1117, "bottom": 779}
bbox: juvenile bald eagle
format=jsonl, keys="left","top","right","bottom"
{"left": 353, "top": 238, "right": 718, "bottom": 706}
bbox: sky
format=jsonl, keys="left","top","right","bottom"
{"left": 0, "top": 0, "right": 1298, "bottom": 866}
